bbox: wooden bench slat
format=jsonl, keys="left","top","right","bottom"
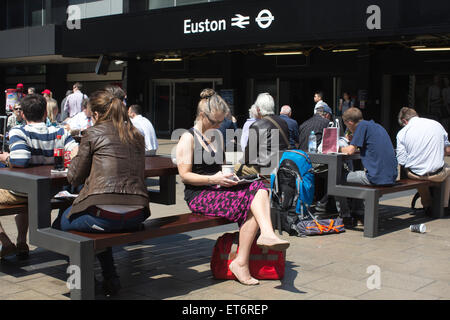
{"left": 69, "top": 213, "right": 233, "bottom": 250}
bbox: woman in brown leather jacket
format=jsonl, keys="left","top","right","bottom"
{"left": 59, "top": 89, "right": 149, "bottom": 296}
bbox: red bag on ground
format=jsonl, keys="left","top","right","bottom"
{"left": 210, "top": 232, "right": 285, "bottom": 280}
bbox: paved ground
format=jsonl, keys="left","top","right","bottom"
{"left": 0, "top": 140, "right": 449, "bottom": 300}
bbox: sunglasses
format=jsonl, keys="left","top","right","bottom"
{"left": 14, "top": 108, "right": 22, "bottom": 111}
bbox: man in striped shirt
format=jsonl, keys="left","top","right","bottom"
{"left": 0, "top": 94, "right": 78, "bottom": 259}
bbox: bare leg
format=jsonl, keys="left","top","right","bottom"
{"left": 250, "top": 189, "right": 290, "bottom": 251}
{"left": 15, "top": 214, "right": 28, "bottom": 244}
{"left": 229, "top": 212, "right": 259, "bottom": 285}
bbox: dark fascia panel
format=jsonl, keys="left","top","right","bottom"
{"left": 0, "top": 25, "right": 57, "bottom": 59}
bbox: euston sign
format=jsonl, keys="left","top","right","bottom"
{"left": 184, "top": 9, "right": 275, "bottom": 34}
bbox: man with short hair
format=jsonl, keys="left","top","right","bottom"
{"left": 338, "top": 107, "right": 398, "bottom": 225}
{"left": 0, "top": 94, "right": 78, "bottom": 259}
{"left": 64, "top": 82, "right": 87, "bottom": 117}
{"left": 66, "top": 99, "right": 93, "bottom": 134}
{"left": 313, "top": 91, "right": 327, "bottom": 114}
{"left": 280, "top": 105, "right": 299, "bottom": 149}
{"left": 27, "top": 87, "right": 36, "bottom": 95}
{"left": 396, "top": 107, "right": 450, "bottom": 214}
{"left": 128, "top": 105, "right": 158, "bottom": 156}
{"left": 298, "top": 104, "right": 333, "bottom": 152}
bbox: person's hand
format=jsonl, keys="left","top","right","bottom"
{"left": 210, "top": 171, "right": 238, "bottom": 187}
{"left": 70, "top": 146, "right": 79, "bottom": 159}
{"left": 0, "top": 152, "right": 10, "bottom": 164}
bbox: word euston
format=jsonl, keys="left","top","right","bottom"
{"left": 184, "top": 9, "right": 274, "bottom": 34}
{"left": 184, "top": 18, "right": 227, "bottom": 34}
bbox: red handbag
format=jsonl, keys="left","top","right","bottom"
{"left": 210, "top": 232, "right": 285, "bottom": 280}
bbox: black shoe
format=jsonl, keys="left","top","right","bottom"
{"left": 424, "top": 207, "right": 432, "bottom": 217}
{"left": 343, "top": 217, "right": 356, "bottom": 228}
{"left": 102, "top": 276, "right": 121, "bottom": 297}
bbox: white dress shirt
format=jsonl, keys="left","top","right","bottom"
{"left": 130, "top": 115, "right": 158, "bottom": 153}
{"left": 68, "top": 111, "right": 92, "bottom": 132}
{"left": 396, "top": 116, "right": 450, "bottom": 176}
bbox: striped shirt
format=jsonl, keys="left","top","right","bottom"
{"left": 9, "top": 123, "right": 78, "bottom": 167}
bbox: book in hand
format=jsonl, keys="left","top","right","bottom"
{"left": 233, "top": 174, "right": 261, "bottom": 185}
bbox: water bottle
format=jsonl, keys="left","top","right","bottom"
{"left": 308, "top": 131, "right": 317, "bottom": 153}
{"left": 54, "top": 135, "right": 64, "bottom": 170}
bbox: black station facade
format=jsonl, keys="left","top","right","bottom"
{"left": 1, "top": 0, "right": 450, "bottom": 138}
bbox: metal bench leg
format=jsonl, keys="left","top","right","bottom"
{"left": 363, "top": 193, "right": 379, "bottom": 238}
{"left": 69, "top": 241, "right": 95, "bottom": 300}
{"left": 430, "top": 183, "right": 445, "bottom": 218}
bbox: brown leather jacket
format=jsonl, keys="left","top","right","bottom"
{"left": 67, "top": 121, "right": 149, "bottom": 218}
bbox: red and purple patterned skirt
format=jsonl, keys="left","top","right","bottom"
{"left": 187, "top": 181, "right": 268, "bottom": 227}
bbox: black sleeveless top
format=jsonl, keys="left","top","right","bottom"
{"left": 184, "top": 128, "right": 224, "bottom": 203}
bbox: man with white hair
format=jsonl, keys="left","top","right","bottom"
{"left": 237, "top": 93, "right": 289, "bottom": 176}
{"left": 279, "top": 105, "right": 299, "bottom": 149}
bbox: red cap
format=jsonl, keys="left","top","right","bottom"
{"left": 17, "top": 83, "right": 24, "bottom": 88}
{"left": 42, "top": 89, "right": 52, "bottom": 95}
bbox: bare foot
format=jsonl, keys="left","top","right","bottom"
{"left": 229, "top": 260, "right": 259, "bottom": 285}
{"left": 256, "top": 235, "right": 290, "bottom": 251}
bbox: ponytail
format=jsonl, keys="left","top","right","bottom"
{"left": 89, "top": 90, "right": 145, "bottom": 149}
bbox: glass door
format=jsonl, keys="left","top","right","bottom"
{"left": 152, "top": 78, "right": 222, "bottom": 137}
{"left": 153, "top": 82, "right": 174, "bottom": 137}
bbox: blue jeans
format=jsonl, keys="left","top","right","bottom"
{"left": 60, "top": 206, "right": 149, "bottom": 233}
{"left": 60, "top": 206, "right": 150, "bottom": 279}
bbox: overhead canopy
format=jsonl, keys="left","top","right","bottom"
{"left": 62, "top": 0, "right": 450, "bottom": 57}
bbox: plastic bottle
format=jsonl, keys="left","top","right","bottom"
{"left": 308, "top": 131, "right": 317, "bottom": 153}
{"left": 54, "top": 135, "right": 64, "bottom": 170}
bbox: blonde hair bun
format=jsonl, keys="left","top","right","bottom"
{"left": 200, "top": 88, "right": 216, "bottom": 99}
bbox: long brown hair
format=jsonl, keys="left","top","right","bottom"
{"left": 89, "top": 90, "right": 144, "bottom": 148}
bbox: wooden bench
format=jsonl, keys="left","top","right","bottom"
{"left": 69, "top": 212, "right": 233, "bottom": 250}
{"left": 52, "top": 212, "right": 234, "bottom": 299}
{"left": 337, "top": 178, "right": 445, "bottom": 238}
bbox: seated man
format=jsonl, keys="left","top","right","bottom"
{"left": 298, "top": 105, "right": 333, "bottom": 152}
{"left": 65, "top": 99, "right": 93, "bottom": 135}
{"left": 279, "top": 105, "right": 299, "bottom": 149}
{"left": 298, "top": 105, "right": 334, "bottom": 212}
{"left": 237, "top": 93, "right": 290, "bottom": 176}
{"left": 128, "top": 104, "right": 158, "bottom": 156}
{"left": 0, "top": 94, "right": 78, "bottom": 259}
{"left": 66, "top": 98, "right": 93, "bottom": 136}
{"left": 396, "top": 107, "right": 450, "bottom": 215}
{"left": 338, "top": 107, "right": 398, "bottom": 225}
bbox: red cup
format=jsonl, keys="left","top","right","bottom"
{"left": 64, "top": 151, "right": 71, "bottom": 168}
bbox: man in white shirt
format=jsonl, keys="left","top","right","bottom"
{"left": 128, "top": 105, "right": 158, "bottom": 156}
{"left": 66, "top": 99, "right": 93, "bottom": 134}
{"left": 396, "top": 107, "right": 450, "bottom": 213}
{"left": 313, "top": 91, "right": 327, "bottom": 114}
{"left": 64, "top": 82, "right": 87, "bottom": 118}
